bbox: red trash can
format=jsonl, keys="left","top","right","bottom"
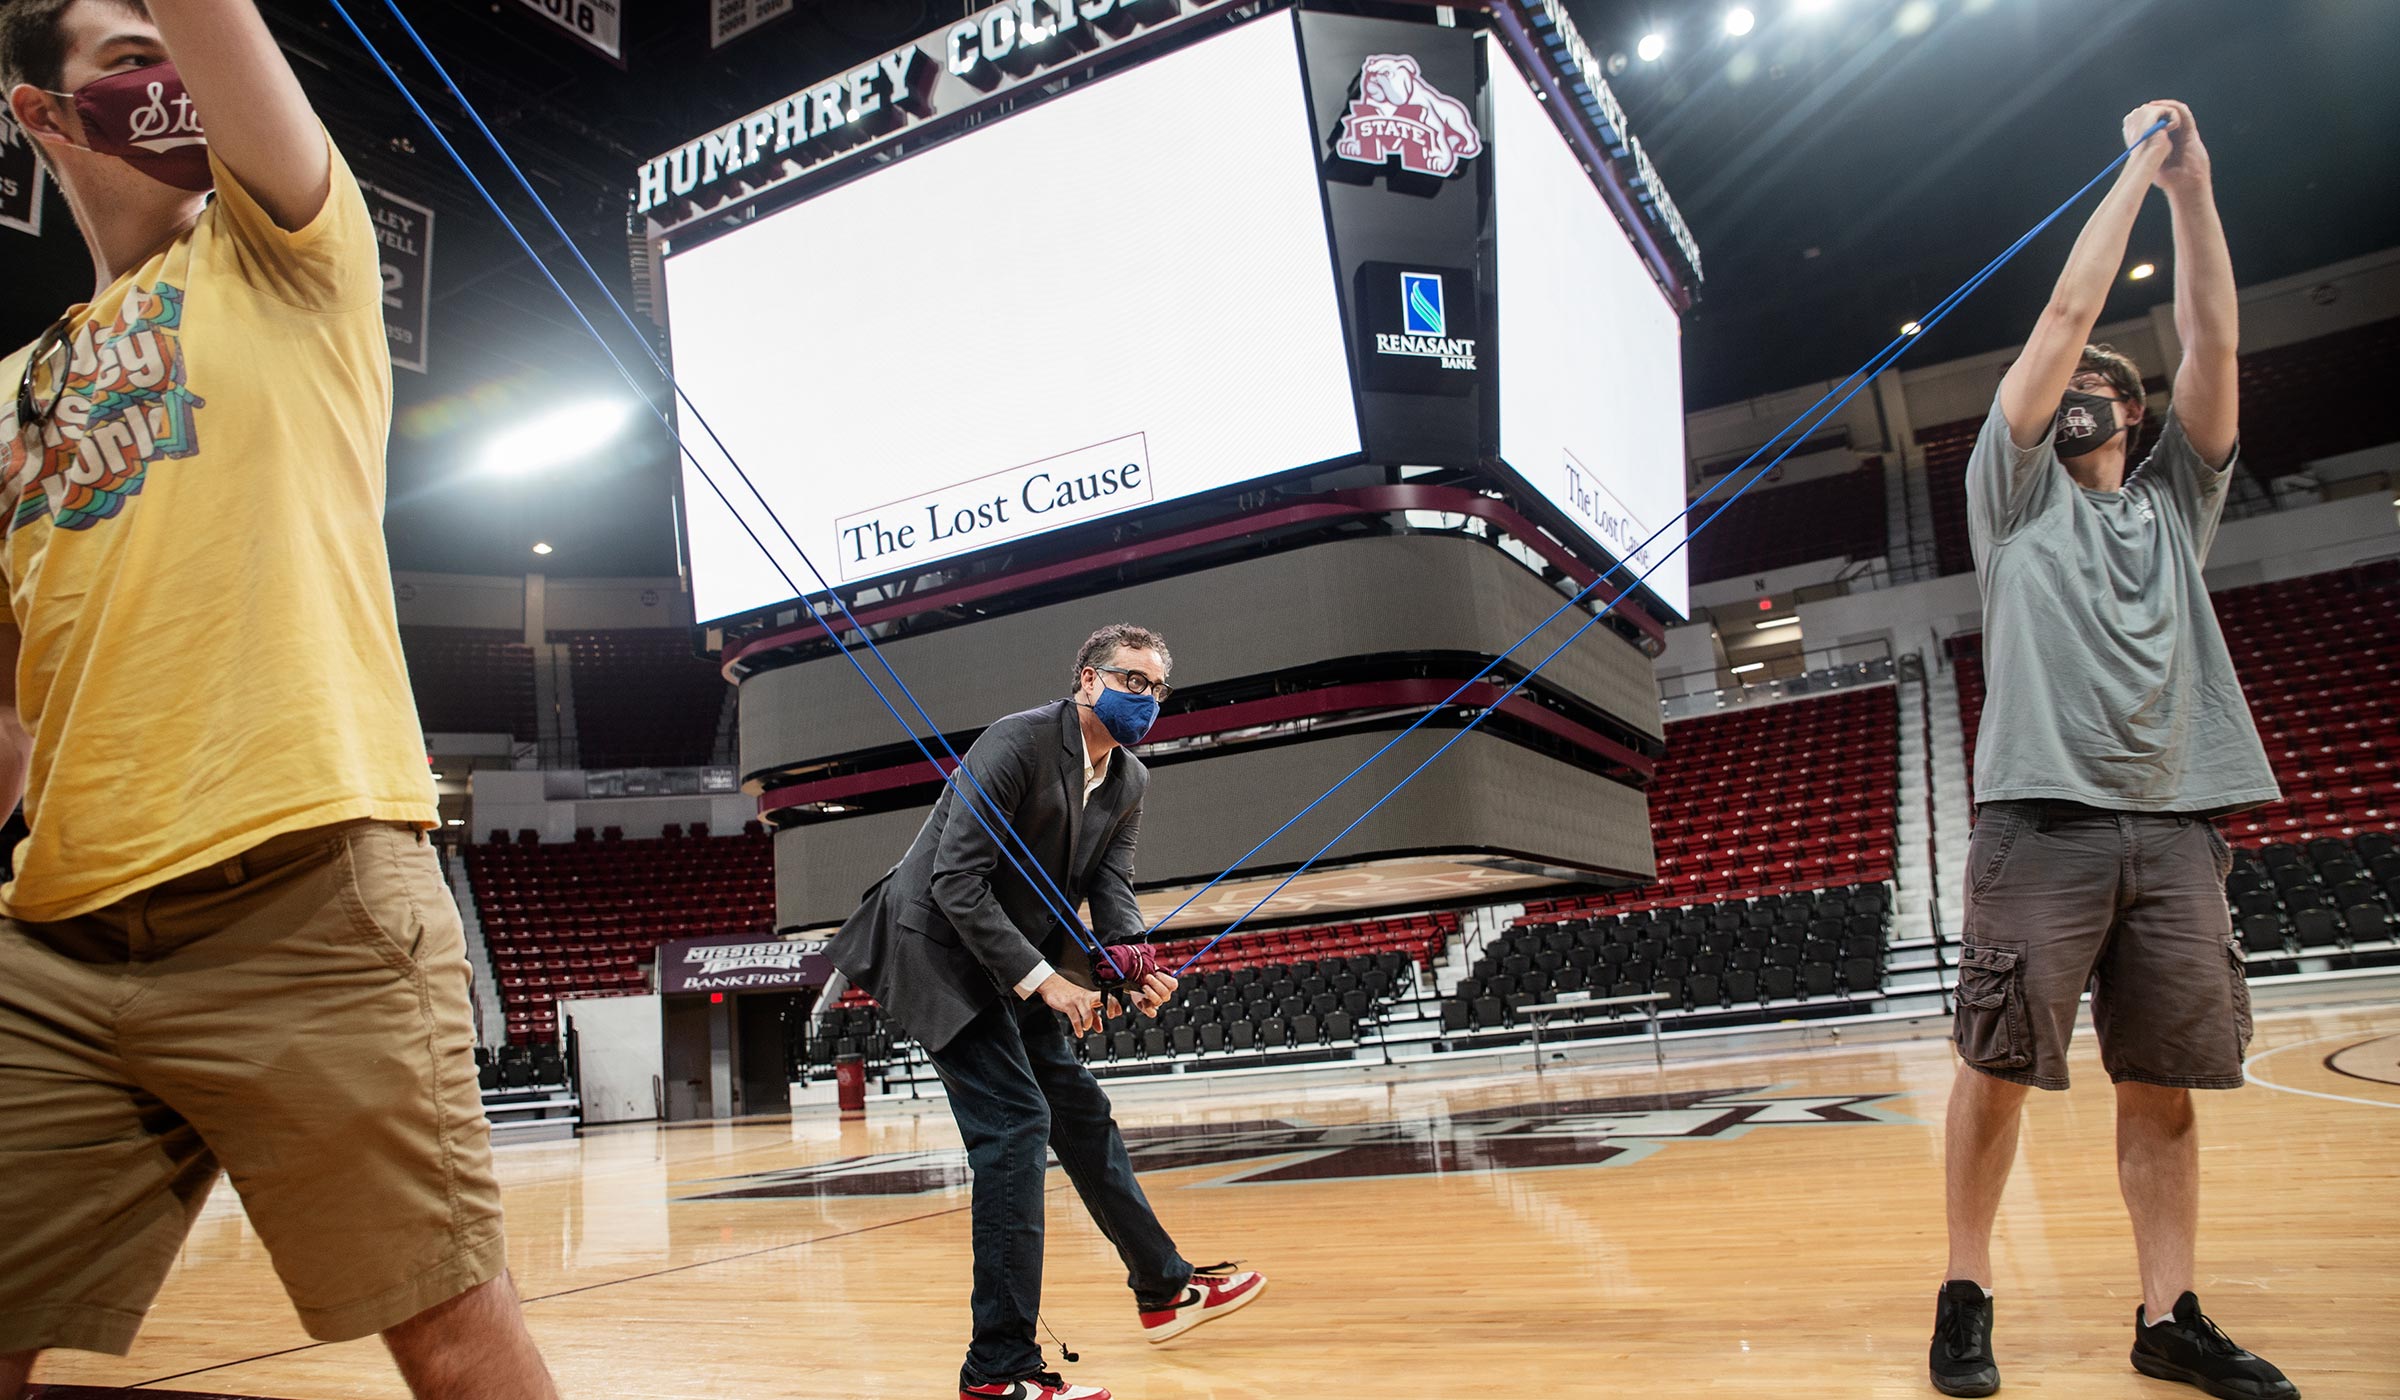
{"left": 835, "top": 1054, "right": 867, "bottom": 1116}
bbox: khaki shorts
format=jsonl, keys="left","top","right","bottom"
{"left": 0, "top": 820, "right": 507, "bottom": 1354}
{"left": 1952, "top": 800, "right": 2253, "bottom": 1091}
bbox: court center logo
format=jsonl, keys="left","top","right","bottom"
{"left": 1378, "top": 271, "right": 1476, "bottom": 371}
{"left": 1334, "top": 54, "right": 1483, "bottom": 178}
{"left": 673, "top": 1087, "right": 1912, "bottom": 1199}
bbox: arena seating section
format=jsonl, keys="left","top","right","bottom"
{"left": 806, "top": 912, "right": 1449, "bottom": 1066}
{"left": 401, "top": 626, "right": 539, "bottom": 740}
{"left": 1446, "top": 685, "right": 1900, "bottom": 1038}
{"left": 1531, "top": 686, "right": 1900, "bottom": 912}
{"left": 1686, "top": 460, "right": 1888, "bottom": 585}
{"left": 806, "top": 914, "right": 1456, "bottom": 1071}
{"left": 554, "top": 629, "right": 732, "bottom": 768}
{"left": 1919, "top": 317, "right": 2400, "bottom": 579}
{"left": 472, "top": 825, "right": 773, "bottom": 1043}
{"left": 1948, "top": 560, "right": 2400, "bottom": 966}
{"left": 1450, "top": 882, "right": 1893, "bottom": 1037}
{"left": 2232, "top": 316, "right": 2400, "bottom": 481}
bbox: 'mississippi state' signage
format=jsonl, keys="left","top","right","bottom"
{"left": 636, "top": 0, "right": 1236, "bottom": 229}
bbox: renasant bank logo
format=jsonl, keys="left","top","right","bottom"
{"left": 1376, "top": 271, "right": 1476, "bottom": 371}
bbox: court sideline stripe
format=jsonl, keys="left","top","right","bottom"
{"left": 2242, "top": 1034, "right": 2400, "bottom": 1111}
{"left": 124, "top": 1185, "right": 1068, "bottom": 1390}
{"left": 2319, "top": 1032, "right": 2400, "bottom": 1088}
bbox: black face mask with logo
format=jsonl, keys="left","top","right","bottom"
{"left": 2052, "top": 389, "right": 2127, "bottom": 459}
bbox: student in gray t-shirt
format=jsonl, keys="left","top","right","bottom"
{"left": 1928, "top": 102, "right": 2298, "bottom": 1400}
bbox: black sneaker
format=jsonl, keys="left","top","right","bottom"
{"left": 1929, "top": 1279, "right": 1999, "bottom": 1397}
{"left": 2131, "top": 1292, "right": 2300, "bottom": 1399}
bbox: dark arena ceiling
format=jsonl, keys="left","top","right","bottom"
{"left": 3, "top": 0, "right": 2394, "bottom": 581}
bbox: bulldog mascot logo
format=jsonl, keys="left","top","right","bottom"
{"left": 1334, "top": 53, "right": 1484, "bottom": 178}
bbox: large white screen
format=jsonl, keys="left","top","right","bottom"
{"left": 665, "top": 16, "right": 1361, "bottom": 622}
{"left": 1491, "top": 50, "right": 1689, "bottom": 618}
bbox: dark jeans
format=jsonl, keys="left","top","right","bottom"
{"left": 926, "top": 993, "right": 1190, "bottom": 1386}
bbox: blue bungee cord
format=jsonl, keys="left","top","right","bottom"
{"left": 327, "top": 0, "right": 1123, "bottom": 977}
{"left": 326, "top": 0, "right": 2162, "bottom": 983}
{"left": 1161, "top": 117, "right": 2170, "bottom": 975}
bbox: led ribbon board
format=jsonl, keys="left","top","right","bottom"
{"left": 637, "top": 0, "right": 1244, "bottom": 232}
{"left": 1491, "top": 0, "right": 1702, "bottom": 292}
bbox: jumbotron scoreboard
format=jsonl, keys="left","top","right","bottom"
{"left": 639, "top": 0, "right": 1702, "bottom": 626}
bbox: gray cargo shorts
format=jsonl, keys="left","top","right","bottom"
{"left": 1951, "top": 800, "right": 2253, "bottom": 1091}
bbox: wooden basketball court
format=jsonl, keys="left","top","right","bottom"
{"left": 30, "top": 1003, "right": 2398, "bottom": 1400}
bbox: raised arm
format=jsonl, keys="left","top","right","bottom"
{"left": 1995, "top": 104, "right": 2177, "bottom": 450}
{"left": 2152, "top": 100, "right": 2238, "bottom": 468}
{"left": 146, "top": 0, "right": 328, "bottom": 230}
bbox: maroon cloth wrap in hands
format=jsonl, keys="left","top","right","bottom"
{"left": 1096, "top": 942, "right": 1160, "bottom": 989}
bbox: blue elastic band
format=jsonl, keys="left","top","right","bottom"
{"left": 328, "top": 0, "right": 1121, "bottom": 977}
{"left": 329, "top": 0, "right": 2160, "bottom": 985}
{"left": 1164, "top": 118, "right": 2169, "bottom": 975}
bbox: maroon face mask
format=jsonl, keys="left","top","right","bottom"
{"left": 51, "top": 62, "right": 212, "bottom": 191}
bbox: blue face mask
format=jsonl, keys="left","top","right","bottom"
{"left": 1087, "top": 683, "right": 1160, "bottom": 747}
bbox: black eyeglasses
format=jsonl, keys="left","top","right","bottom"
{"left": 1094, "top": 665, "right": 1172, "bottom": 703}
{"left": 15, "top": 316, "right": 73, "bottom": 431}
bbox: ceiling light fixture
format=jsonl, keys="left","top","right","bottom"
{"left": 1725, "top": 7, "right": 1756, "bottom": 36}
{"left": 532, "top": 541, "right": 554, "bottom": 556}
{"left": 1731, "top": 662, "right": 1767, "bottom": 675}
{"left": 1756, "top": 616, "right": 1802, "bottom": 631}
{"left": 480, "top": 397, "right": 639, "bottom": 476}
{"left": 1900, "top": 320, "right": 1922, "bottom": 336}
{"left": 1637, "top": 31, "right": 1667, "bottom": 61}
{"left": 2128, "top": 262, "right": 2156, "bottom": 280}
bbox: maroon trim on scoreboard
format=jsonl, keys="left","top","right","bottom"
{"left": 755, "top": 676, "right": 1654, "bottom": 818}
{"left": 719, "top": 483, "right": 1666, "bottom": 683}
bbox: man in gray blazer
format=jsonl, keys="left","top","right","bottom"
{"left": 831, "top": 624, "right": 1265, "bottom": 1400}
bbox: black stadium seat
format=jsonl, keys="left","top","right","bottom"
{"left": 2240, "top": 914, "right": 2288, "bottom": 954}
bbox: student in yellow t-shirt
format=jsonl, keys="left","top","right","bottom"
{"left": 0, "top": 3, "right": 555, "bottom": 1394}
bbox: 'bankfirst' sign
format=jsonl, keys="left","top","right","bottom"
{"left": 658, "top": 934, "right": 834, "bottom": 995}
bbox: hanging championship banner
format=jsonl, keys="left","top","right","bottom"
{"left": 514, "top": 0, "right": 624, "bottom": 63}
{"left": 361, "top": 181, "right": 435, "bottom": 374}
{"left": 0, "top": 121, "right": 43, "bottom": 236}
{"left": 711, "top": 0, "right": 791, "bottom": 48}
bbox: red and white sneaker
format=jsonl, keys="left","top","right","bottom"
{"left": 960, "top": 1372, "right": 1109, "bottom": 1400}
{"left": 1140, "top": 1262, "right": 1267, "bottom": 1344}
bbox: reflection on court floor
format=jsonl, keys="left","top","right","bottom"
{"left": 33, "top": 1004, "right": 2399, "bottom": 1400}
{"left": 675, "top": 1087, "right": 1915, "bottom": 1198}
